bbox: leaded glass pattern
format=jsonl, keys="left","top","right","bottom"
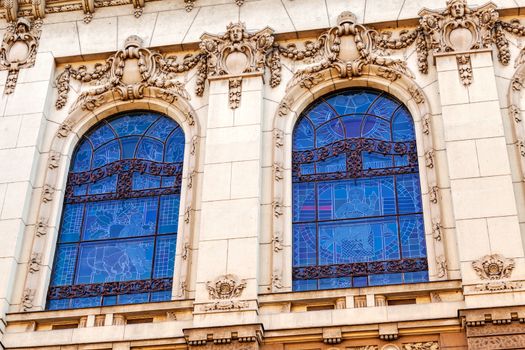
{"left": 47, "top": 112, "right": 184, "bottom": 310}
{"left": 292, "top": 89, "right": 428, "bottom": 291}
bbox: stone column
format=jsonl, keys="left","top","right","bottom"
{"left": 192, "top": 75, "right": 263, "bottom": 328}
{"left": 435, "top": 50, "right": 525, "bottom": 307}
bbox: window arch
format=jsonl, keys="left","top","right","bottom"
{"left": 47, "top": 111, "right": 185, "bottom": 310}
{"left": 292, "top": 88, "right": 428, "bottom": 291}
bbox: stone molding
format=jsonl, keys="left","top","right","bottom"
{"left": 183, "top": 324, "right": 263, "bottom": 350}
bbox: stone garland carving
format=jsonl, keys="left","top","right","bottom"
{"left": 0, "top": 18, "right": 42, "bottom": 94}
{"left": 402, "top": 342, "right": 439, "bottom": 350}
{"left": 54, "top": 35, "right": 193, "bottom": 111}
{"left": 205, "top": 274, "right": 248, "bottom": 311}
{"left": 456, "top": 54, "right": 473, "bottom": 85}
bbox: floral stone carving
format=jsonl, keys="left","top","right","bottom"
{"left": 0, "top": 18, "right": 42, "bottom": 94}
{"left": 472, "top": 254, "right": 515, "bottom": 280}
{"left": 205, "top": 274, "right": 248, "bottom": 311}
{"left": 200, "top": 22, "right": 277, "bottom": 109}
{"left": 54, "top": 35, "right": 194, "bottom": 111}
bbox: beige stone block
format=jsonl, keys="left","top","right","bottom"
{"left": 17, "top": 114, "right": 44, "bottom": 148}
{"left": 77, "top": 17, "right": 118, "bottom": 55}
{"left": 446, "top": 140, "right": 479, "bottom": 179}
{"left": 122, "top": 321, "right": 185, "bottom": 340}
{"left": 282, "top": 0, "right": 329, "bottom": 31}
{"left": 470, "top": 52, "right": 494, "bottom": 69}
{"left": 184, "top": 3, "right": 240, "bottom": 43}
{"left": 421, "top": 82, "right": 442, "bottom": 116}
{"left": 231, "top": 160, "right": 260, "bottom": 199}
{"left": 364, "top": 0, "right": 404, "bottom": 23}
{"left": 72, "top": 325, "right": 125, "bottom": 343}
{"left": 475, "top": 137, "right": 511, "bottom": 177}
{"left": 0, "top": 257, "right": 17, "bottom": 299}
{"left": 207, "top": 92, "right": 234, "bottom": 129}
{"left": 450, "top": 175, "right": 517, "bottom": 219}
{"left": 239, "top": 0, "right": 295, "bottom": 34}
{"left": 487, "top": 216, "right": 524, "bottom": 258}
{"left": 201, "top": 163, "right": 231, "bottom": 201}
{"left": 0, "top": 184, "right": 6, "bottom": 215}
{"left": 0, "top": 116, "right": 21, "bottom": 149}
{"left": 17, "top": 52, "right": 55, "bottom": 84}
{"left": 0, "top": 219, "right": 25, "bottom": 258}
{"left": 441, "top": 101, "right": 504, "bottom": 141}
{"left": 234, "top": 90, "right": 263, "bottom": 126}
{"left": 200, "top": 198, "right": 259, "bottom": 240}
{"left": 195, "top": 240, "right": 228, "bottom": 283}
{"left": 151, "top": 9, "right": 198, "bottom": 47}
{"left": 437, "top": 70, "right": 469, "bottom": 106}
{"left": 435, "top": 55, "right": 458, "bottom": 72}
{"left": 205, "top": 125, "right": 260, "bottom": 163}
{"left": 117, "top": 13, "right": 158, "bottom": 47}
{"left": 38, "top": 22, "right": 81, "bottom": 58}
{"left": 455, "top": 218, "right": 490, "bottom": 261}
{"left": 326, "top": 0, "right": 365, "bottom": 26}
{"left": 0, "top": 147, "right": 38, "bottom": 183}
{"left": 227, "top": 237, "right": 258, "bottom": 282}
{"left": 5, "top": 81, "right": 50, "bottom": 117}
{"left": 468, "top": 67, "right": 499, "bottom": 103}
{"left": 1, "top": 181, "right": 32, "bottom": 220}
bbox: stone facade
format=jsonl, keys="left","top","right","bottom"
{"left": 3, "top": 0, "right": 525, "bottom": 349}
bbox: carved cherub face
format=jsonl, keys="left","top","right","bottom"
{"left": 15, "top": 22, "right": 29, "bottom": 35}
{"left": 449, "top": 0, "right": 466, "bottom": 19}
{"left": 228, "top": 24, "right": 244, "bottom": 43}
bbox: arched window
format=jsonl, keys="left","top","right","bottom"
{"left": 292, "top": 89, "right": 428, "bottom": 291}
{"left": 47, "top": 112, "right": 185, "bottom": 309}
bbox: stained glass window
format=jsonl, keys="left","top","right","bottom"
{"left": 47, "top": 112, "right": 184, "bottom": 309}
{"left": 292, "top": 89, "right": 429, "bottom": 291}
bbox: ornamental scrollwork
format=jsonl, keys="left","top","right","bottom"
{"left": 472, "top": 254, "right": 515, "bottom": 280}
{"left": 402, "top": 342, "right": 439, "bottom": 350}
{"left": 206, "top": 274, "right": 247, "bottom": 300}
{"left": 55, "top": 35, "right": 193, "bottom": 111}
{"left": 0, "top": 18, "right": 42, "bottom": 94}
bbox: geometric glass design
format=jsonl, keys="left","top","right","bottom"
{"left": 292, "top": 89, "right": 428, "bottom": 291}
{"left": 47, "top": 112, "right": 184, "bottom": 309}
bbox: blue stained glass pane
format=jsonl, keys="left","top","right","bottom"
{"left": 326, "top": 90, "right": 379, "bottom": 115}
{"left": 396, "top": 174, "right": 423, "bottom": 214}
{"left": 72, "top": 141, "right": 92, "bottom": 172}
{"left": 363, "top": 152, "right": 393, "bottom": 170}
{"left": 48, "top": 299, "right": 70, "bottom": 310}
{"left": 76, "top": 238, "right": 154, "bottom": 284}
{"left": 400, "top": 214, "right": 426, "bottom": 258}
{"left": 136, "top": 138, "right": 164, "bottom": 161}
{"left": 341, "top": 115, "right": 365, "bottom": 138}
{"left": 162, "top": 176, "right": 175, "bottom": 188}
{"left": 394, "top": 155, "right": 409, "bottom": 167}
{"left": 121, "top": 136, "right": 140, "bottom": 159}
{"left": 367, "top": 94, "right": 399, "bottom": 120}
{"left": 151, "top": 291, "right": 171, "bottom": 302}
{"left": 146, "top": 117, "right": 178, "bottom": 140}
{"left": 87, "top": 124, "right": 115, "bottom": 149}
{"left": 305, "top": 102, "right": 337, "bottom": 126}
{"left": 165, "top": 128, "right": 185, "bottom": 162}
{"left": 110, "top": 114, "right": 158, "bottom": 137}
{"left": 93, "top": 140, "right": 120, "bottom": 168}
{"left": 73, "top": 184, "right": 88, "bottom": 196}
{"left": 293, "top": 118, "right": 314, "bottom": 151}
{"left": 353, "top": 276, "right": 368, "bottom": 287}
{"left": 133, "top": 173, "right": 161, "bottom": 190}
{"left": 300, "top": 163, "right": 315, "bottom": 175}
{"left": 292, "top": 182, "right": 315, "bottom": 222}
{"left": 88, "top": 175, "right": 117, "bottom": 194}
{"left": 50, "top": 244, "right": 77, "bottom": 285}
{"left": 318, "top": 217, "right": 400, "bottom": 265}
{"left": 71, "top": 296, "right": 101, "bottom": 308}
{"left": 369, "top": 273, "right": 403, "bottom": 286}
{"left": 316, "top": 154, "right": 346, "bottom": 173}
{"left": 158, "top": 195, "right": 180, "bottom": 234}
{"left": 293, "top": 224, "right": 317, "bottom": 266}
{"left": 103, "top": 296, "right": 117, "bottom": 305}
{"left": 403, "top": 270, "right": 428, "bottom": 283}
{"left": 319, "top": 277, "right": 351, "bottom": 290}
{"left": 361, "top": 116, "right": 391, "bottom": 140}
{"left": 83, "top": 198, "right": 157, "bottom": 240}
{"left": 118, "top": 293, "right": 149, "bottom": 304}
{"left": 317, "top": 177, "right": 396, "bottom": 221}
{"left": 59, "top": 204, "right": 84, "bottom": 242}
{"left": 153, "top": 235, "right": 176, "bottom": 278}
{"left": 292, "top": 279, "right": 317, "bottom": 291}
{"left": 316, "top": 119, "right": 345, "bottom": 147}
{"left": 392, "top": 108, "right": 415, "bottom": 141}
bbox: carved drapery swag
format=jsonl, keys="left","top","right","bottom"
{"left": 0, "top": 18, "right": 42, "bottom": 94}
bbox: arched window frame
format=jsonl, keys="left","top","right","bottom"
{"left": 270, "top": 71, "right": 454, "bottom": 293}
{"left": 20, "top": 97, "right": 201, "bottom": 311}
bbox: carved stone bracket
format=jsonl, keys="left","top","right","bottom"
{"left": 0, "top": 18, "right": 42, "bottom": 94}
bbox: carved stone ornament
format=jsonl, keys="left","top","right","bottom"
{"left": 47, "top": 151, "right": 61, "bottom": 169}
{"left": 436, "top": 255, "right": 447, "bottom": 278}
{"left": 0, "top": 18, "right": 42, "bottom": 94}
{"left": 206, "top": 274, "right": 247, "bottom": 300}
{"left": 55, "top": 35, "right": 193, "bottom": 111}
{"left": 472, "top": 254, "right": 515, "bottom": 280}
{"left": 28, "top": 253, "right": 41, "bottom": 273}
{"left": 456, "top": 54, "right": 473, "bottom": 85}
{"left": 282, "top": 11, "right": 414, "bottom": 91}
{"left": 402, "top": 342, "right": 439, "bottom": 350}
{"left": 200, "top": 22, "right": 277, "bottom": 109}
{"left": 35, "top": 218, "right": 48, "bottom": 237}
{"left": 21, "top": 288, "right": 35, "bottom": 311}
